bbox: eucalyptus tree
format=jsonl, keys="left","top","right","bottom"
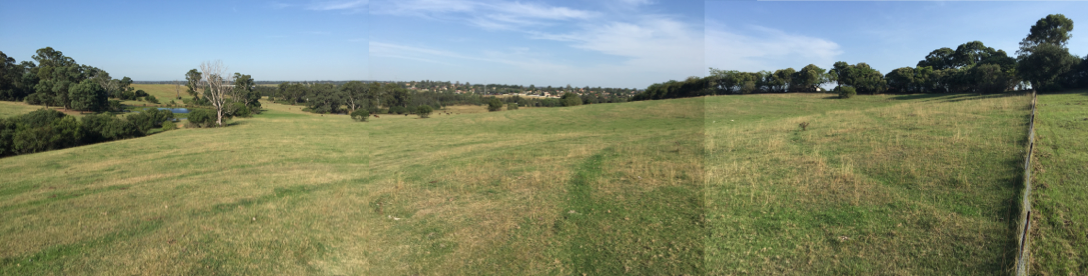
{"left": 198, "top": 60, "right": 233, "bottom": 126}
{"left": 1017, "top": 14, "right": 1078, "bottom": 91}
{"left": 68, "top": 79, "right": 107, "bottom": 112}
{"left": 341, "top": 81, "right": 368, "bottom": 113}
{"left": 185, "top": 69, "right": 202, "bottom": 99}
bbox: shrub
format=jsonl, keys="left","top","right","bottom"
{"left": 508, "top": 103, "right": 518, "bottom": 110}
{"left": 81, "top": 113, "right": 139, "bottom": 142}
{"left": 5, "top": 110, "right": 85, "bottom": 155}
{"left": 128, "top": 109, "right": 176, "bottom": 134}
{"left": 162, "top": 121, "right": 177, "bottom": 131}
{"left": 416, "top": 105, "right": 433, "bottom": 118}
{"left": 351, "top": 109, "right": 370, "bottom": 122}
{"left": 836, "top": 86, "right": 857, "bottom": 99}
{"left": 487, "top": 97, "right": 503, "bottom": 112}
{"left": 230, "top": 102, "right": 252, "bottom": 118}
{"left": 187, "top": 109, "right": 216, "bottom": 128}
{"left": 146, "top": 95, "right": 160, "bottom": 104}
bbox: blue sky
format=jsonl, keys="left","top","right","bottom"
{"left": 0, "top": 0, "right": 368, "bottom": 82}
{"left": 369, "top": 0, "right": 705, "bottom": 89}
{"left": 5, "top": 1, "right": 1087, "bottom": 88}
{"left": 707, "top": 1, "right": 1088, "bottom": 77}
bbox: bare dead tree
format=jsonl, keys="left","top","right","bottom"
{"left": 199, "top": 60, "right": 233, "bottom": 127}
{"left": 174, "top": 80, "right": 180, "bottom": 99}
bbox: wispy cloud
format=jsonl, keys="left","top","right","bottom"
{"left": 270, "top": 0, "right": 368, "bottom": 13}
{"left": 370, "top": 42, "right": 564, "bottom": 70}
{"left": 306, "top": 0, "right": 367, "bottom": 11}
{"left": 373, "top": 0, "right": 596, "bottom": 30}
{"left": 705, "top": 21, "right": 842, "bottom": 72}
{"left": 371, "top": 0, "right": 705, "bottom": 86}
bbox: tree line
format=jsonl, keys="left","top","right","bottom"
{"left": 0, "top": 47, "right": 164, "bottom": 112}
{"left": 634, "top": 14, "right": 1088, "bottom": 101}
{"left": 272, "top": 80, "right": 628, "bottom": 117}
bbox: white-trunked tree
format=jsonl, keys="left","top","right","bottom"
{"left": 199, "top": 60, "right": 233, "bottom": 127}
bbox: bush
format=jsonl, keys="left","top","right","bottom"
{"left": 146, "top": 95, "right": 160, "bottom": 104}
{"left": 81, "top": 113, "right": 140, "bottom": 142}
{"left": 416, "top": 105, "right": 433, "bottom": 118}
{"left": 351, "top": 109, "right": 369, "bottom": 122}
{"left": 3, "top": 109, "right": 84, "bottom": 155}
{"left": 128, "top": 109, "right": 176, "bottom": 134}
{"left": 230, "top": 101, "right": 252, "bottom": 118}
{"left": 187, "top": 109, "right": 216, "bottom": 128}
{"left": 162, "top": 121, "right": 177, "bottom": 131}
{"left": 487, "top": 97, "right": 503, "bottom": 112}
{"left": 508, "top": 103, "right": 518, "bottom": 110}
{"left": 836, "top": 86, "right": 857, "bottom": 99}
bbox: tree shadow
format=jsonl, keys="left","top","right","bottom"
{"left": 888, "top": 92, "right": 1031, "bottom": 103}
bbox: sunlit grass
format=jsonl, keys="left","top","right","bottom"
{"left": 1029, "top": 90, "right": 1088, "bottom": 275}
{"left": 706, "top": 93, "right": 1028, "bottom": 274}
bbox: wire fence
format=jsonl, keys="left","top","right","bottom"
{"left": 1015, "top": 91, "right": 1037, "bottom": 276}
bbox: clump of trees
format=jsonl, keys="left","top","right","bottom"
{"left": 0, "top": 47, "right": 146, "bottom": 112}
{"left": 0, "top": 108, "right": 174, "bottom": 157}
{"left": 175, "top": 62, "right": 263, "bottom": 127}
{"left": 635, "top": 14, "right": 1086, "bottom": 101}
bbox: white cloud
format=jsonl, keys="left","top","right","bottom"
{"left": 370, "top": 0, "right": 704, "bottom": 87}
{"left": 305, "top": 0, "right": 368, "bottom": 12}
{"left": 372, "top": 0, "right": 596, "bottom": 30}
{"left": 706, "top": 22, "right": 842, "bottom": 72}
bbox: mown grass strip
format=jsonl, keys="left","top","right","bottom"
{"left": 557, "top": 148, "right": 704, "bottom": 275}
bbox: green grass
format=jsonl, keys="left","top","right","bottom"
{"left": 706, "top": 93, "right": 1029, "bottom": 274}
{"left": 1030, "top": 90, "right": 1088, "bottom": 275}
{"left": 0, "top": 85, "right": 1048, "bottom": 274}
{"left": 0, "top": 101, "right": 84, "bottom": 118}
{"left": 0, "top": 101, "right": 44, "bottom": 118}
{"left": 0, "top": 85, "right": 705, "bottom": 275}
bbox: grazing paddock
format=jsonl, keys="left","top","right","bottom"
{"left": 1029, "top": 90, "right": 1088, "bottom": 275}
{"left": 706, "top": 93, "right": 1029, "bottom": 274}
{"left": 0, "top": 94, "right": 705, "bottom": 275}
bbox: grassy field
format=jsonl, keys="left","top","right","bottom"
{"left": 0, "top": 101, "right": 86, "bottom": 118}
{"left": 1, "top": 85, "right": 1044, "bottom": 274}
{"left": 706, "top": 93, "right": 1030, "bottom": 274}
{"left": 1030, "top": 90, "right": 1088, "bottom": 275}
{"left": 0, "top": 84, "right": 705, "bottom": 275}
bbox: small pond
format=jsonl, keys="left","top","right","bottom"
{"left": 157, "top": 108, "right": 190, "bottom": 114}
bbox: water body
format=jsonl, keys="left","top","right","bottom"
{"left": 157, "top": 108, "right": 190, "bottom": 113}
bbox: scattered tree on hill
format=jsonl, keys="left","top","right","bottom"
{"left": 1018, "top": 14, "right": 1080, "bottom": 91}
{"left": 185, "top": 69, "right": 202, "bottom": 99}
{"left": 342, "top": 81, "right": 368, "bottom": 113}
{"left": 416, "top": 104, "right": 433, "bottom": 118}
{"left": 68, "top": 79, "right": 107, "bottom": 112}
{"left": 487, "top": 97, "right": 503, "bottom": 111}
{"left": 351, "top": 109, "right": 369, "bottom": 122}
{"left": 836, "top": 86, "right": 857, "bottom": 99}
{"left": 560, "top": 92, "right": 582, "bottom": 106}
{"left": 199, "top": 60, "right": 232, "bottom": 127}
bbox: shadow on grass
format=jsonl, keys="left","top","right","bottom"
{"left": 889, "top": 92, "right": 1031, "bottom": 103}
